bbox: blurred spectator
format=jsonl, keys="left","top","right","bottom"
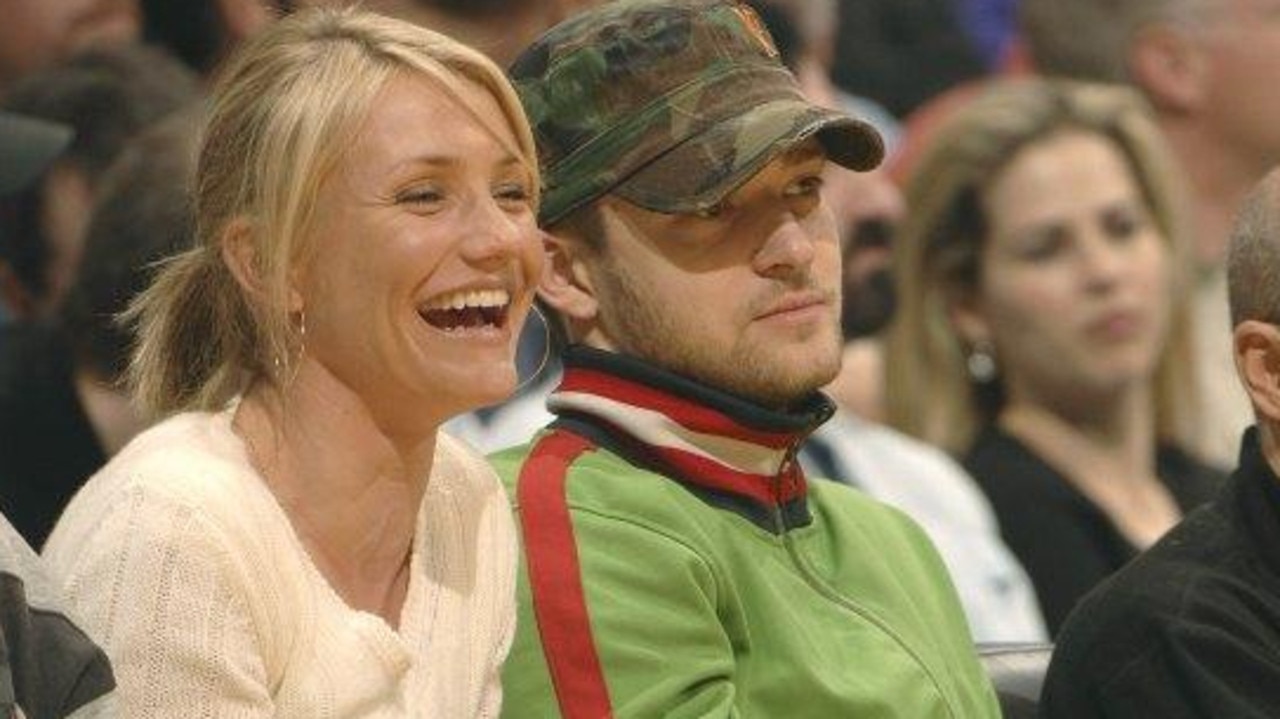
{"left": 0, "top": 42, "right": 198, "bottom": 322}
{"left": 1042, "top": 168, "right": 1280, "bottom": 719}
{"left": 952, "top": 0, "right": 1020, "bottom": 69}
{"left": 0, "top": 106, "right": 203, "bottom": 550}
{"left": 0, "top": 109, "right": 118, "bottom": 719}
{"left": 139, "top": 0, "right": 290, "bottom": 77}
{"left": 0, "top": 0, "right": 140, "bottom": 98}
{"left": 752, "top": 0, "right": 1046, "bottom": 642}
{"left": 885, "top": 79, "right": 1224, "bottom": 635}
{"left": 831, "top": 0, "right": 986, "bottom": 118}
{"left": 1021, "top": 0, "right": 1280, "bottom": 468}
{"left": 317, "top": 0, "right": 600, "bottom": 65}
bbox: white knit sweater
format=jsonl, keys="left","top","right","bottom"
{"left": 42, "top": 407, "right": 517, "bottom": 718}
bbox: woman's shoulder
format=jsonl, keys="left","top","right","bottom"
{"left": 963, "top": 425, "right": 1066, "bottom": 496}
{"left": 433, "top": 429, "right": 509, "bottom": 500}
{"left": 51, "top": 408, "right": 281, "bottom": 545}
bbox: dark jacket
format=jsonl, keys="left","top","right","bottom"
{"left": 1041, "top": 428, "right": 1280, "bottom": 718}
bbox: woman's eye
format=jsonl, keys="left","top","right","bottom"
{"left": 1015, "top": 227, "right": 1068, "bottom": 261}
{"left": 396, "top": 186, "right": 444, "bottom": 206}
{"left": 494, "top": 182, "right": 532, "bottom": 205}
{"left": 1101, "top": 204, "right": 1147, "bottom": 242}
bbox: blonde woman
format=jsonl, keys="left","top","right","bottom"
{"left": 885, "top": 79, "right": 1224, "bottom": 635}
{"left": 42, "top": 8, "right": 543, "bottom": 716}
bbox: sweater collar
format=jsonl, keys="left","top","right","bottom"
{"left": 547, "top": 346, "right": 834, "bottom": 531}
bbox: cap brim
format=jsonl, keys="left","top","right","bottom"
{"left": 0, "top": 111, "right": 73, "bottom": 198}
{"left": 613, "top": 98, "right": 884, "bottom": 216}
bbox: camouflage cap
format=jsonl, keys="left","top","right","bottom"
{"left": 509, "top": 0, "right": 885, "bottom": 227}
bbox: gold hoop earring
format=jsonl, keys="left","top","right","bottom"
{"left": 274, "top": 309, "right": 307, "bottom": 387}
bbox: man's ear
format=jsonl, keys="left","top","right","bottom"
{"left": 1235, "top": 320, "right": 1280, "bottom": 422}
{"left": 1129, "top": 23, "right": 1209, "bottom": 114}
{"left": 537, "top": 230, "right": 600, "bottom": 324}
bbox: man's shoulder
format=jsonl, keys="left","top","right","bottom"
{"left": 808, "top": 475, "right": 934, "bottom": 537}
{"left": 1051, "top": 500, "right": 1273, "bottom": 680}
{"left": 491, "top": 431, "right": 737, "bottom": 536}
{"left": 1044, "top": 495, "right": 1280, "bottom": 716}
{"left": 46, "top": 409, "right": 291, "bottom": 566}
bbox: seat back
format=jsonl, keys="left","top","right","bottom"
{"left": 978, "top": 643, "right": 1053, "bottom": 719}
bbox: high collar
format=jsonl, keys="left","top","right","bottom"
{"left": 1231, "top": 427, "right": 1280, "bottom": 580}
{"left": 546, "top": 346, "right": 835, "bottom": 532}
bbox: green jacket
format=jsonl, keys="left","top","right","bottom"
{"left": 493, "top": 347, "right": 999, "bottom": 718}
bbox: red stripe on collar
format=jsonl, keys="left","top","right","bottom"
{"left": 559, "top": 368, "right": 796, "bottom": 449}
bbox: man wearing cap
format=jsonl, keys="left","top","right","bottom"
{"left": 489, "top": 2, "right": 1000, "bottom": 717}
{"left": 0, "top": 110, "right": 117, "bottom": 718}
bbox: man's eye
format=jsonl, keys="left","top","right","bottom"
{"left": 784, "top": 174, "right": 825, "bottom": 199}
{"left": 694, "top": 202, "right": 727, "bottom": 219}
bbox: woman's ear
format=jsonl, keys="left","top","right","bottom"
{"left": 949, "top": 292, "right": 991, "bottom": 348}
{"left": 220, "top": 218, "right": 303, "bottom": 313}
{"left": 537, "top": 230, "right": 599, "bottom": 324}
{"left": 221, "top": 217, "right": 262, "bottom": 298}
{"left": 1234, "top": 320, "right": 1280, "bottom": 422}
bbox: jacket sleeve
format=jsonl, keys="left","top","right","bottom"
{"left": 1043, "top": 594, "right": 1280, "bottom": 719}
{"left": 1092, "top": 621, "right": 1280, "bottom": 718}
{"left": 502, "top": 508, "right": 742, "bottom": 719}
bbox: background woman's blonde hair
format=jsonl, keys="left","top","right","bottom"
{"left": 126, "top": 7, "right": 540, "bottom": 419}
{"left": 884, "top": 78, "right": 1199, "bottom": 454}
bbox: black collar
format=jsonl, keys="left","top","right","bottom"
{"left": 1231, "top": 427, "right": 1280, "bottom": 579}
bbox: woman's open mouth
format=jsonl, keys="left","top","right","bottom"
{"left": 419, "top": 289, "right": 511, "bottom": 332}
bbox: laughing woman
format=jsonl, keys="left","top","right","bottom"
{"left": 41, "top": 8, "right": 543, "bottom": 717}
{"left": 884, "top": 79, "right": 1225, "bottom": 636}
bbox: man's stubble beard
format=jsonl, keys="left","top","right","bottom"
{"left": 594, "top": 263, "right": 841, "bottom": 409}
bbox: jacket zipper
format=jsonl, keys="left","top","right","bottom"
{"left": 770, "top": 441, "right": 960, "bottom": 719}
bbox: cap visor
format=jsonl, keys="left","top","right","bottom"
{"left": 614, "top": 98, "right": 884, "bottom": 216}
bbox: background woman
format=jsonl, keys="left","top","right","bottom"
{"left": 885, "top": 79, "right": 1225, "bottom": 635}
{"left": 42, "top": 8, "right": 543, "bottom": 715}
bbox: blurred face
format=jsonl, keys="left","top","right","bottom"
{"left": 961, "top": 131, "right": 1172, "bottom": 410}
{"left": 588, "top": 140, "right": 844, "bottom": 409}
{"left": 0, "top": 0, "right": 138, "bottom": 93}
{"left": 833, "top": 165, "right": 904, "bottom": 339}
{"left": 297, "top": 72, "right": 543, "bottom": 428}
{"left": 1198, "top": 0, "right": 1280, "bottom": 170}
